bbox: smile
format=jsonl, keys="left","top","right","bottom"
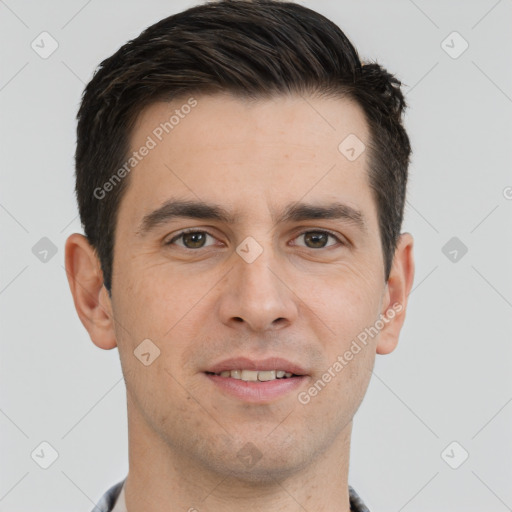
{"left": 206, "top": 369, "right": 296, "bottom": 381}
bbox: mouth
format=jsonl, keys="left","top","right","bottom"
{"left": 203, "top": 357, "right": 309, "bottom": 403}
{"left": 205, "top": 369, "right": 300, "bottom": 381}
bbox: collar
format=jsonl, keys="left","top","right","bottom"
{"left": 95, "top": 479, "right": 370, "bottom": 512}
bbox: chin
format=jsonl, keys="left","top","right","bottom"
{"left": 216, "top": 459, "right": 307, "bottom": 485}
{"left": 201, "top": 438, "right": 311, "bottom": 484}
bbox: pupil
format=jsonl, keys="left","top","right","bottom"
{"left": 306, "top": 232, "right": 327, "bottom": 248}
{"left": 184, "top": 232, "right": 205, "bottom": 248}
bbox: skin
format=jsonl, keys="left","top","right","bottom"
{"left": 65, "top": 92, "right": 414, "bottom": 512}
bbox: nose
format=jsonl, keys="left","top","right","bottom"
{"left": 217, "top": 245, "right": 299, "bottom": 334}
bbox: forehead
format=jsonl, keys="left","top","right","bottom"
{"left": 119, "top": 92, "right": 376, "bottom": 230}
{"left": 131, "top": 91, "right": 369, "bottom": 157}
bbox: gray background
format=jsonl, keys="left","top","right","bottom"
{"left": 1, "top": 0, "right": 511, "bottom": 510}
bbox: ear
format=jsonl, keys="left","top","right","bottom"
{"left": 376, "top": 232, "right": 415, "bottom": 355}
{"left": 64, "top": 233, "right": 118, "bottom": 350}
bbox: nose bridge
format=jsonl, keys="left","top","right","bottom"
{"left": 218, "top": 235, "right": 298, "bottom": 332}
{"left": 236, "top": 237, "right": 284, "bottom": 305}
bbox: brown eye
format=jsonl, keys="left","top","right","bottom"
{"left": 295, "top": 230, "right": 341, "bottom": 249}
{"left": 182, "top": 232, "right": 207, "bottom": 248}
{"left": 167, "top": 230, "right": 215, "bottom": 249}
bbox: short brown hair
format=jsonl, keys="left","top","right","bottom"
{"left": 75, "top": 0, "right": 411, "bottom": 294}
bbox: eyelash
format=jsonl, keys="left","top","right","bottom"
{"left": 165, "top": 228, "right": 345, "bottom": 250}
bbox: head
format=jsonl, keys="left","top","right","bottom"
{"left": 66, "top": 0, "right": 414, "bottom": 483}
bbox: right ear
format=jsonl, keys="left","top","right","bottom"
{"left": 64, "top": 233, "right": 118, "bottom": 349}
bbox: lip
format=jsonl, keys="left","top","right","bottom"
{"left": 203, "top": 357, "right": 309, "bottom": 403}
{"left": 204, "top": 373, "right": 308, "bottom": 403}
{"left": 205, "top": 357, "right": 308, "bottom": 376}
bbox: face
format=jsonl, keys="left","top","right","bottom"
{"left": 104, "top": 92, "right": 398, "bottom": 481}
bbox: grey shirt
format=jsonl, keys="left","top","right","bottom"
{"left": 92, "top": 478, "right": 370, "bottom": 512}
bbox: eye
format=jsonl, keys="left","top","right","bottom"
{"left": 166, "top": 229, "right": 217, "bottom": 249}
{"left": 292, "top": 230, "right": 343, "bottom": 249}
{"left": 165, "top": 228, "right": 344, "bottom": 251}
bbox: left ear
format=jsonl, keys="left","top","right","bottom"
{"left": 376, "top": 232, "right": 415, "bottom": 355}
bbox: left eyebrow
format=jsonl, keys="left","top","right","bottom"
{"left": 280, "top": 202, "right": 367, "bottom": 232}
{"left": 136, "top": 198, "right": 367, "bottom": 237}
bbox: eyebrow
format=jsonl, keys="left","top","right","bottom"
{"left": 136, "top": 198, "right": 367, "bottom": 236}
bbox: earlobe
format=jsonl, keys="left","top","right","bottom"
{"left": 64, "top": 233, "right": 118, "bottom": 350}
{"left": 376, "top": 232, "right": 415, "bottom": 355}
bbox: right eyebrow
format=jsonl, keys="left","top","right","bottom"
{"left": 136, "top": 199, "right": 235, "bottom": 237}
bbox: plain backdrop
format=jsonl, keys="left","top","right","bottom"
{"left": 1, "top": 0, "right": 511, "bottom": 510}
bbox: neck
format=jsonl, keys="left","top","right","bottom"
{"left": 123, "top": 393, "right": 353, "bottom": 512}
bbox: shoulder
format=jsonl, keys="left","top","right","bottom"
{"left": 349, "top": 485, "right": 371, "bottom": 512}
{"left": 91, "top": 478, "right": 126, "bottom": 512}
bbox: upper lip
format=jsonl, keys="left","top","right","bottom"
{"left": 205, "top": 357, "right": 308, "bottom": 376}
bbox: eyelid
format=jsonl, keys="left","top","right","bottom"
{"left": 290, "top": 229, "right": 344, "bottom": 247}
{"left": 165, "top": 228, "right": 346, "bottom": 249}
{"left": 166, "top": 228, "right": 219, "bottom": 247}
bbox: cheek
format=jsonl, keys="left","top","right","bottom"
{"left": 308, "top": 267, "right": 382, "bottom": 338}
{"left": 113, "top": 261, "right": 198, "bottom": 340}
{"left": 112, "top": 268, "right": 208, "bottom": 395}
{"left": 305, "top": 269, "right": 382, "bottom": 401}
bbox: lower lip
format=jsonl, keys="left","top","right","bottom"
{"left": 204, "top": 373, "right": 308, "bottom": 403}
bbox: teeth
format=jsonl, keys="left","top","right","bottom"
{"left": 257, "top": 370, "right": 276, "bottom": 381}
{"left": 241, "top": 370, "right": 259, "bottom": 381}
{"left": 214, "top": 370, "right": 297, "bottom": 381}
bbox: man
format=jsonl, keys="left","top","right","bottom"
{"left": 65, "top": 1, "right": 414, "bottom": 510}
